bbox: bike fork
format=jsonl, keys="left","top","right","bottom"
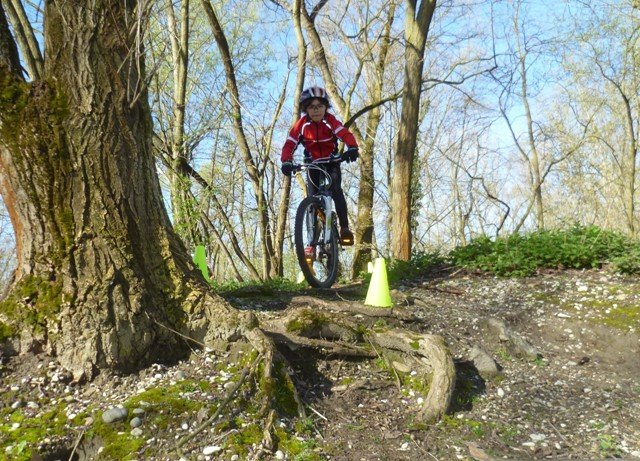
{"left": 322, "top": 195, "right": 334, "bottom": 243}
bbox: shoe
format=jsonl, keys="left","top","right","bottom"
{"left": 340, "top": 227, "right": 354, "bottom": 246}
{"left": 304, "top": 245, "right": 315, "bottom": 260}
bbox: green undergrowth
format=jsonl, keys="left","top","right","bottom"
{"left": 449, "top": 225, "right": 640, "bottom": 277}
{"left": 383, "top": 251, "right": 445, "bottom": 285}
{"left": 212, "top": 277, "right": 302, "bottom": 296}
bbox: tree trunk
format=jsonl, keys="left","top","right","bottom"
{"left": 391, "top": 0, "right": 436, "bottom": 261}
{"left": 352, "top": 2, "right": 397, "bottom": 277}
{"left": 0, "top": 0, "right": 254, "bottom": 381}
{"left": 166, "top": 0, "right": 203, "bottom": 248}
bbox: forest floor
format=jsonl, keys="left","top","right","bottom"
{"left": 2, "top": 269, "right": 640, "bottom": 460}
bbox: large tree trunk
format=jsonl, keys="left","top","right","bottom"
{"left": 0, "top": 0, "right": 253, "bottom": 381}
{"left": 390, "top": 0, "right": 436, "bottom": 261}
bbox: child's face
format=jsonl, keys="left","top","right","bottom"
{"left": 306, "top": 98, "right": 327, "bottom": 122}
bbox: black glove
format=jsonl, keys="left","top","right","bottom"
{"left": 344, "top": 147, "right": 359, "bottom": 163}
{"left": 281, "top": 161, "right": 294, "bottom": 176}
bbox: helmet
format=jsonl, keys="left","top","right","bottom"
{"left": 299, "top": 86, "right": 330, "bottom": 107}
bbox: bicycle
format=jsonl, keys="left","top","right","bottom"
{"left": 291, "top": 150, "right": 355, "bottom": 288}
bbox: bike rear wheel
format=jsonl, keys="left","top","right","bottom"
{"left": 294, "top": 196, "right": 339, "bottom": 288}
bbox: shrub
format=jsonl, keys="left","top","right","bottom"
{"left": 448, "top": 225, "right": 636, "bottom": 277}
{"left": 386, "top": 250, "right": 445, "bottom": 284}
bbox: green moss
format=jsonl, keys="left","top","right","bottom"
{"left": 0, "top": 321, "right": 14, "bottom": 342}
{"left": 440, "top": 415, "right": 488, "bottom": 438}
{"left": 260, "top": 361, "right": 300, "bottom": 417}
{"left": 0, "top": 276, "right": 65, "bottom": 335}
{"left": 0, "top": 402, "right": 79, "bottom": 460}
{"left": 124, "top": 383, "right": 205, "bottom": 414}
{"left": 275, "top": 427, "right": 321, "bottom": 460}
{"left": 337, "top": 377, "right": 354, "bottom": 386}
{"left": 410, "top": 340, "right": 420, "bottom": 350}
{"left": 285, "top": 310, "right": 330, "bottom": 335}
{"left": 227, "top": 422, "right": 263, "bottom": 452}
{"left": 87, "top": 418, "right": 145, "bottom": 460}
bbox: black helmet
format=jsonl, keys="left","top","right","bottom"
{"left": 299, "top": 86, "right": 330, "bottom": 107}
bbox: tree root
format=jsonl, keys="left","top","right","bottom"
{"left": 259, "top": 305, "right": 456, "bottom": 422}
{"left": 288, "top": 295, "right": 419, "bottom": 322}
{"left": 369, "top": 329, "right": 455, "bottom": 421}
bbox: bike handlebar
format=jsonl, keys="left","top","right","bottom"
{"left": 291, "top": 147, "right": 358, "bottom": 173}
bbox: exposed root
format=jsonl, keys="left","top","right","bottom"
{"left": 369, "top": 329, "right": 456, "bottom": 421}
{"left": 263, "top": 328, "right": 376, "bottom": 358}
{"left": 289, "top": 295, "right": 419, "bottom": 322}
{"left": 260, "top": 305, "right": 456, "bottom": 422}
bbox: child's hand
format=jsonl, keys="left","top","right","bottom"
{"left": 343, "top": 147, "right": 359, "bottom": 163}
{"left": 281, "top": 161, "right": 294, "bottom": 176}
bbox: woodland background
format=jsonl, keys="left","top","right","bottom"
{"left": 0, "top": 0, "right": 638, "bottom": 286}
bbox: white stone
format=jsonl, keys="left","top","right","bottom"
{"left": 497, "top": 388, "right": 505, "bottom": 398}
{"left": 530, "top": 433, "right": 546, "bottom": 442}
{"left": 203, "top": 446, "right": 222, "bottom": 455}
{"left": 275, "top": 450, "right": 285, "bottom": 459}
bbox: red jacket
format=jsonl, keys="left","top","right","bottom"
{"left": 281, "top": 112, "right": 358, "bottom": 162}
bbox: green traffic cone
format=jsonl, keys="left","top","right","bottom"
{"left": 364, "top": 257, "right": 392, "bottom": 307}
{"left": 193, "top": 245, "right": 211, "bottom": 283}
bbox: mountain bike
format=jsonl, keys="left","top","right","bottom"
{"left": 291, "top": 152, "right": 354, "bottom": 288}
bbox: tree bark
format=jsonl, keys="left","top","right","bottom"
{"left": 0, "top": 0, "right": 256, "bottom": 381}
{"left": 391, "top": 0, "right": 437, "bottom": 261}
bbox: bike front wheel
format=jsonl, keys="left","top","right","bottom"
{"left": 294, "top": 196, "right": 339, "bottom": 288}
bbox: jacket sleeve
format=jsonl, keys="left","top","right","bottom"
{"left": 281, "top": 117, "right": 303, "bottom": 162}
{"left": 325, "top": 113, "right": 358, "bottom": 148}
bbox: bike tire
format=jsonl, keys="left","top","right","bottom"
{"left": 294, "top": 196, "right": 339, "bottom": 288}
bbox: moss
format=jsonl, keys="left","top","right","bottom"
{"left": 410, "top": 340, "right": 420, "bottom": 350}
{"left": 337, "top": 377, "right": 354, "bottom": 386}
{"left": 0, "top": 275, "right": 64, "bottom": 335}
{"left": 403, "top": 373, "right": 431, "bottom": 395}
{"left": 260, "top": 361, "right": 299, "bottom": 417}
{"left": 124, "top": 383, "right": 205, "bottom": 414}
{"left": 440, "top": 415, "right": 488, "bottom": 438}
{"left": 285, "top": 310, "right": 330, "bottom": 335}
{"left": 0, "top": 321, "right": 14, "bottom": 342}
{"left": 226, "top": 422, "right": 263, "bottom": 454}
{"left": 275, "top": 427, "right": 321, "bottom": 460}
{"left": 87, "top": 418, "right": 145, "bottom": 460}
{"left": 0, "top": 402, "right": 79, "bottom": 460}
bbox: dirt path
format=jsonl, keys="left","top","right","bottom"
{"left": 1, "top": 270, "right": 639, "bottom": 460}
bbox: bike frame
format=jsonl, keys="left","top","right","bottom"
{"left": 294, "top": 157, "right": 341, "bottom": 244}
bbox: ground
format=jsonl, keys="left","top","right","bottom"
{"left": 1, "top": 269, "right": 639, "bottom": 460}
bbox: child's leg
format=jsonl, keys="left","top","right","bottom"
{"left": 306, "top": 168, "right": 321, "bottom": 197}
{"left": 328, "top": 164, "right": 349, "bottom": 228}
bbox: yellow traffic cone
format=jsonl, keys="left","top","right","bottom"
{"left": 365, "top": 257, "right": 392, "bottom": 307}
{"left": 193, "top": 245, "right": 211, "bottom": 283}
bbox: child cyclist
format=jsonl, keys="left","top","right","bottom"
{"left": 280, "top": 86, "right": 359, "bottom": 250}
